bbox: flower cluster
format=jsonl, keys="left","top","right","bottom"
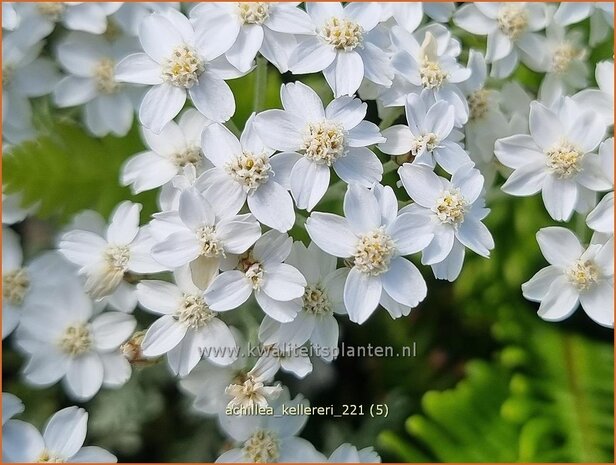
{"left": 3, "top": 2, "right": 613, "bottom": 462}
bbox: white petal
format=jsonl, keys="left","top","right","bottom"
{"left": 325, "top": 96, "right": 367, "bottom": 130}
{"left": 136, "top": 280, "right": 183, "bottom": 315}
{"left": 255, "top": 291, "right": 301, "bottom": 322}
{"left": 580, "top": 282, "right": 614, "bottom": 328}
{"left": 254, "top": 110, "right": 304, "bottom": 152}
{"left": 281, "top": 81, "right": 325, "bottom": 122}
{"left": 248, "top": 181, "right": 295, "bottom": 232}
{"left": 3, "top": 421, "right": 44, "bottom": 462}
{"left": 139, "top": 84, "right": 186, "bottom": 134}
{"left": 262, "top": 263, "right": 306, "bottom": 301}
{"left": 43, "top": 407, "right": 87, "bottom": 458}
{"left": 69, "top": 446, "right": 117, "bottom": 463}
{"left": 189, "top": 74, "right": 235, "bottom": 123}
{"left": 225, "top": 25, "right": 263, "bottom": 72}
{"left": 501, "top": 163, "right": 547, "bottom": 196}
{"left": 388, "top": 213, "right": 434, "bottom": 255}
{"left": 494, "top": 134, "right": 547, "bottom": 169}
{"left": 344, "top": 268, "right": 382, "bottom": 324}
{"left": 141, "top": 315, "right": 187, "bottom": 356}
{"left": 333, "top": 147, "right": 383, "bottom": 187}
{"left": 200, "top": 318, "right": 238, "bottom": 366}
{"left": 91, "top": 312, "right": 136, "bottom": 351}
{"left": 422, "top": 228, "right": 455, "bottom": 265}
{"left": 115, "top": 53, "right": 162, "bottom": 85}
{"left": 121, "top": 151, "right": 177, "bottom": 193}
{"left": 217, "top": 214, "right": 261, "bottom": 254}
{"left": 306, "top": 213, "right": 357, "bottom": 257}
{"left": 64, "top": 353, "right": 104, "bottom": 401}
{"left": 536, "top": 227, "right": 583, "bottom": 267}
{"left": 269, "top": 152, "right": 301, "bottom": 189}
{"left": 331, "top": 51, "right": 364, "bottom": 97}
{"left": 398, "top": 164, "right": 441, "bottom": 208}
{"left": 456, "top": 217, "right": 494, "bottom": 257}
{"left": 529, "top": 101, "right": 562, "bottom": 150}
{"left": 537, "top": 278, "right": 579, "bottom": 321}
{"left": 139, "top": 14, "right": 182, "bottom": 62}
{"left": 288, "top": 36, "right": 336, "bottom": 74}
{"left": 253, "top": 230, "right": 292, "bottom": 264}
{"left": 381, "top": 257, "right": 427, "bottom": 308}
{"left": 205, "top": 270, "right": 253, "bottom": 311}
{"left": 107, "top": 201, "right": 141, "bottom": 244}
{"left": 542, "top": 176, "right": 578, "bottom": 222}
{"left": 347, "top": 121, "right": 385, "bottom": 147}
{"left": 521, "top": 266, "right": 562, "bottom": 301}
{"left": 343, "top": 184, "right": 381, "bottom": 233}
{"left": 151, "top": 231, "right": 201, "bottom": 268}
{"left": 53, "top": 77, "right": 97, "bottom": 107}
{"left": 290, "top": 157, "right": 331, "bottom": 211}
{"left": 379, "top": 125, "right": 414, "bottom": 156}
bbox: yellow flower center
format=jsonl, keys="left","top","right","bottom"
{"left": 301, "top": 121, "right": 347, "bottom": 166}
{"left": 237, "top": 250, "right": 264, "bottom": 289}
{"left": 419, "top": 58, "right": 448, "bottom": 89}
{"left": 320, "top": 17, "right": 363, "bottom": 51}
{"left": 94, "top": 58, "right": 119, "bottom": 94}
{"left": 59, "top": 324, "right": 92, "bottom": 356}
{"left": 161, "top": 45, "right": 205, "bottom": 89}
{"left": 37, "top": 450, "right": 65, "bottom": 463}
{"left": 434, "top": 189, "right": 467, "bottom": 225}
{"left": 172, "top": 146, "right": 202, "bottom": 167}
{"left": 242, "top": 430, "right": 280, "bottom": 463}
{"left": 468, "top": 88, "right": 491, "bottom": 120}
{"left": 176, "top": 295, "right": 216, "bottom": 329}
{"left": 225, "top": 151, "right": 272, "bottom": 192}
{"left": 195, "top": 226, "right": 224, "bottom": 257}
{"left": 37, "top": 3, "right": 65, "bottom": 21}
{"left": 3, "top": 268, "right": 30, "bottom": 305}
{"left": 566, "top": 259, "right": 600, "bottom": 291}
{"left": 552, "top": 43, "right": 581, "bottom": 74}
{"left": 496, "top": 4, "right": 528, "bottom": 40}
{"left": 354, "top": 227, "right": 396, "bottom": 276}
{"left": 303, "top": 284, "right": 332, "bottom": 315}
{"left": 237, "top": 2, "right": 270, "bottom": 24}
{"left": 545, "top": 140, "right": 583, "bottom": 179}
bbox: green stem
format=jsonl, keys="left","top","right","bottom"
{"left": 378, "top": 107, "right": 404, "bottom": 130}
{"left": 253, "top": 55, "right": 268, "bottom": 113}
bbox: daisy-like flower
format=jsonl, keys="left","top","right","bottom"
{"left": 587, "top": 138, "right": 614, "bottom": 234}
{"left": 327, "top": 444, "right": 381, "bottom": 463}
{"left": 115, "top": 9, "right": 243, "bottom": 133}
{"left": 522, "top": 227, "right": 614, "bottom": 328}
{"left": 494, "top": 98, "right": 610, "bottom": 222}
{"left": 254, "top": 82, "right": 384, "bottom": 211}
{"left": 2, "top": 227, "right": 75, "bottom": 339}
{"left": 387, "top": 29, "right": 471, "bottom": 125}
{"left": 122, "top": 109, "right": 212, "bottom": 193}
{"left": 379, "top": 92, "right": 471, "bottom": 174}
{"left": 288, "top": 2, "right": 393, "bottom": 97}
{"left": 150, "top": 188, "right": 261, "bottom": 273}
{"left": 205, "top": 230, "right": 306, "bottom": 323}
{"left": 382, "top": 2, "right": 455, "bottom": 32}
{"left": 16, "top": 281, "right": 136, "bottom": 401}
{"left": 2, "top": 28, "right": 60, "bottom": 144}
{"left": 217, "top": 389, "right": 322, "bottom": 463}
{"left": 3, "top": 406, "right": 116, "bottom": 463}
{"left": 190, "top": 2, "right": 314, "bottom": 73}
{"left": 306, "top": 184, "right": 433, "bottom": 324}
{"left": 572, "top": 60, "right": 614, "bottom": 127}
{"left": 59, "top": 201, "right": 165, "bottom": 299}
{"left": 399, "top": 164, "right": 495, "bottom": 282}
{"left": 553, "top": 2, "right": 614, "bottom": 46}
{"left": 158, "top": 165, "right": 198, "bottom": 212}
{"left": 138, "top": 266, "right": 237, "bottom": 377}
{"left": 198, "top": 115, "right": 295, "bottom": 232}
{"left": 538, "top": 24, "right": 588, "bottom": 105}
{"left": 224, "top": 355, "right": 283, "bottom": 411}
{"left": 180, "top": 333, "right": 281, "bottom": 415}
{"left": 259, "top": 241, "right": 347, "bottom": 360}
{"left": 14, "top": 2, "right": 122, "bottom": 36}
{"left": 54, "top": 31, "right": 141, "bottom": 137}
{"left": 453, "top": 2, "right": 549, "bottom": 78}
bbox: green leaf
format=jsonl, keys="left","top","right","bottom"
{"left": 2, "top": 121, "right": 158, "bottom": 223}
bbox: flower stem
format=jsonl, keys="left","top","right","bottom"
{"left": 253, "top": 55, "right": 268, "bottom": 113}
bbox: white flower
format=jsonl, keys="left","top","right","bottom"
{"left": 572, "top": 60, "right": 614, "bottom": 127}
{"left": 553, "top": 2, "right": 614, "bottom": 46}
{"left": 522, "top": 227, "right": 614, "bottom": 328}
{"left": 15, "top": 2, "right": 122, "bottom": 35}
{"left": 587, "top": 138, "right": 614, "bottom": 234}
{"left": 538, "top": 25, "right": 588, "bottom": 105}
{"left": 205, "top": 230, "right": 306, "bottom": 323}
{"left": 495, "top": 98, "right": 610, "bottom": 222}
{"left": 138, "top": 266, "right": 238, "bottom": 376}
{"left": 2, "top": 28, "right": 60, "bottom": 143}
{"left": 2, "top": 227, "right": 75, "bottom": 339}
{"left": 2, "top": 406, "right": 116, "bottom": 462}
{"left": 60, "top": 201, "right": 165, "bottom": 299}
{"left": 254, "top": 81, "right": 384, "bottom": 211}
{"left": 122, "top": 108, "right": 212, "bottom": 193}
{"left": 150, "top": 188, "right": 261, "bottom": 273}
{"left": 112, "top": 2, "right": 180, "bottom": 36}
{"left": 387, "top": 29, "right": 471, "bottom": 125}
{"left": 224, "top": 355, "right": 283, "bottom": 411}
{"left": 16, "top": 281, "right": 135, "bottom": 400}
{"left": 190, "top": 2, "right": 314, "bottom": 73}
{"left": 288, "top": 2, "right": 393, "bottom": 97}
{"left": 254, "top": 344, "right": 314, "bottom": 379}
{"left": 328, "top": 444, "right": 381, "bottom": 463}
{"left": 379, "top": 92, "right": 471, "bottom": 174}
{"left": 306, "top": 184, "right": 432, "bottom": 324}
{"left": 53, "top": 31, "right": 140, "bottom": 137}
{"left": 382, "top": 2, "right": 455, "bottom": 32}
{"left": 158, "top": 165, "right": 199, "bottom": 212}
{"left": 399, "top": 164, "right": 494, "bottom": 282}
{"left": 259, "top": 241, "right": 347, "bottom": 360}
{"left": 454, "top": 2, "right": 549, "bottom": 78}
{"left": 2, "top": 3, "right": 19, "bottom": 30}
{"left": 217, "top": 389, "right": 322, "bottom": 463}
{"left": 2, "top": 393, "right": 23, "bottom": 425}
{"left": 198, "top": 116, "right": 295, "bottom": 232}
{"left": 115, "top": 9, "right": 242, "bottom": 133}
